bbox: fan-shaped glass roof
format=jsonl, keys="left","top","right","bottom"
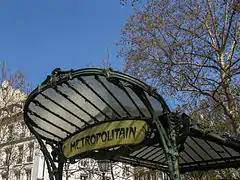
{"left": 24, "top": 68, "right": 240, "bottom": 173}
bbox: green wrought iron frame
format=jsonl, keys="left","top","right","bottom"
{"left": 23, "top": 68, "right": 240, "bottom": 180}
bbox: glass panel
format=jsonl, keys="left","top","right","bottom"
{"left": 194, "top": 138, "right": 222, "bottom": 159}
{"left": 208, "top": 141, "right": 231, "bottom": 158}
{"left": 179, "top": 151, "right": 195, "bottom": 163}
{"left": 179, "top": 156, "right": 187, "bottom": 164}
{"left": 68, "top": 78, "right": 109, "bottom": 122}
{"left": 57, "top": 83, "right": 100, "bottom": 123}
{"left": 36, "top": 94, "right": 85, "bottom": 128}
{"left": 43, "top": 88, "right": 93, "bottom": 127}
{"left": 125, "top": 85, "right": 151, "bottom": 117}
{"left": 82, "top": 76, "right": 124, "bottom": 118}
{"left": 187, "top": 137, "right": 212, "bottom": 161}
{"left": 28, "top": 102, "right": 76, "bottom": 133}
{"left": 142, "top": 147, "right": 160, "bottom": 159}
{"left": 136, "top": 147, "right": 156, "bottom": 158}
{"left": 223, "top": 146, "right": 240, "bottom": 157}
{"left": 99, "top": 76, "right": 135, "bottom": 117}
{"left": 27, "top": 112, "right": 67, "bottom": 138}
{"left": 154, "top": 153, "right": 165, "bottom": 162}
{"left": 147, "top": 149, "right": 164, "bottom": 161}
{"left": 33, "top": 127, "right": 59, "bottom": 141}
{"left": 184, "top": 142, "right": 203, "bottom": 162}
{"left": 130, "top": 147, "right": 148, "bottom": 156}
{"left": 145, "top": 92, "right": 163, "bottom": 116}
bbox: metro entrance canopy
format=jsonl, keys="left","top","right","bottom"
{"left": 23, "top": 68, "right": 240, "bottom": 180}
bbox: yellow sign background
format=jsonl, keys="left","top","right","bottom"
{"left": 62, "top": 120, "right": 149, "bottom": 158}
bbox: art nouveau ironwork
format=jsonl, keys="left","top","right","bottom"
{"left": 23, "top": 68, "right": 240, "bottom": 180}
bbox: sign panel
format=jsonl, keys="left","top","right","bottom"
{"left": 62, "top": 120, "right": 149, "bottom": 158}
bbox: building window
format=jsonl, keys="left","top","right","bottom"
{"left": 14, "top": 169, "right": 20, "bottom": 180}
{"left": 25, "top": 169, "right": 31, "bottom": 180}
{"left": 1, "top": 171, "right": 7, "bottom": 180}
{"left": 80, "top": 160, "right": 87, "bottom": 166}
{"left": 150, "top": 172, "right": 156, "bottom": 180}
{"left": 7, "top": 125, "right": 13, "bottom": 140}
{"left": 17, "top": 145, "right": 23, "bottom": 164}
{"left": 123, "top": 165, "right": 130, "bottom": 176}
{"left": 4, "top": 147, "right": 11, "bottom": 166}
{"left": 27, "top": 142, "right": 34, "bottom": 162}
{"left": 20, "top": 121, "right": 26, "bottom": 138}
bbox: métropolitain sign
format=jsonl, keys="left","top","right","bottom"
{"left": 62, "top": 120, "right": 149, "bottom": 158}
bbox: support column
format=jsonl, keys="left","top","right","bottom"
{"left": 52, "top": 145, "right": 65, "bottom": 180}
{"left": 27, "top": 124, "right": 57, "bottom": 180}
{"left": 57, "top": 157, "right": 64, "bottom": 180}
{"left": 153, "top": 113, "right": 180, "bottom": 180}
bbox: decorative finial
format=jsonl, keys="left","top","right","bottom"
{"left": 51, "top": 68, "right": 61, "bottom": 75}
{"left": 148, "top": 86, "right": 157, "bottom": 95}
{"left": 103, "top": 68, "right": 113, "bottom": 79}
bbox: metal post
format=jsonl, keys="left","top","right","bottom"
{"left": 153, "top": 113, "right": 180, "bottom": 180}
{"left": 42, "top": 156, "right": 45, "bottom": 180}
{"left": 102, "top": 172, "right": 105, "bottom": 180}
{"left": 57, "top": 158, "right": 64, "bottom": 180}
{"left": 55, "top": 145, "right": 65, "bottom": 180}
{"left": 26, "top": 123, "right": 56, "bottom": 180}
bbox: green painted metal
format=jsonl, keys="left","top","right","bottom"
{"left": 153, "top": 114, "right": 180, "bottom": 180}
{"left": 26, "top": 121, "right": 57, "bottom": 180}
{"left": 23, "top": 68, "right": 240, "bottom": 180}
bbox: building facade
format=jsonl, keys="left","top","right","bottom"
{"left": 0, "top": 112, "right": 41, "bottom": 180}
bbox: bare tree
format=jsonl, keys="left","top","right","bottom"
{"left": 0, "top": 60, "right": 33, "bottom": 180}
{"left": 118, "top": 0, "right": 240, "bottom": 136}
{"left": 0, "top": 60, "right": 28, "bottom": 141}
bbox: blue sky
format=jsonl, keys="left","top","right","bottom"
{"left": 0, "top": 0, "right": 135, "bottom": 87}
{"left": 0, "top": 0, "right": 176, "bottom": 107}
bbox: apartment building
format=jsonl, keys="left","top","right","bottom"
{"left": 0, "top": 112, "right": 41, "bottom": 180}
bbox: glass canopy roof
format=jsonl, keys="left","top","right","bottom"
{"left": 24, "top": 68, "right": 240, "bottom": 173}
